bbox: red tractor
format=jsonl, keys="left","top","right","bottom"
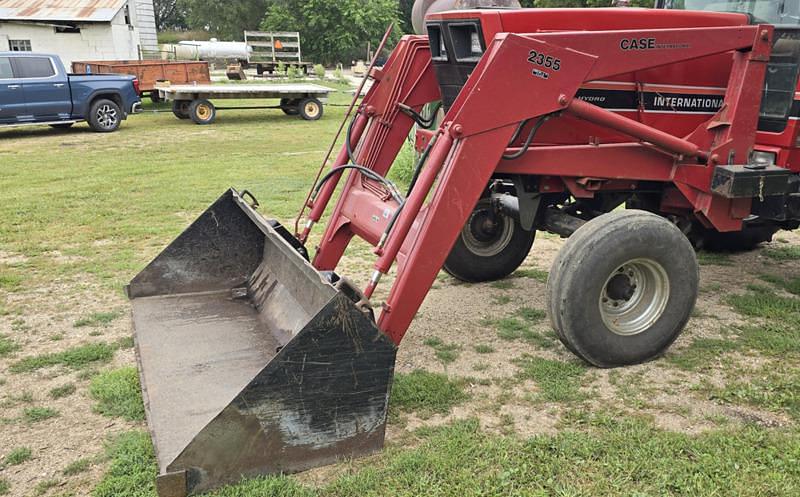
{"left": 128, "top": 2, "right": 800, "bottom": 495}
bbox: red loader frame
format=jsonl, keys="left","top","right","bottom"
{"left": 296, "top": 23, "right": 773, "bottom": 345}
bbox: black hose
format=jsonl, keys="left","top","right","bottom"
{"left": 345, "top": 113, "right": 358, "bottom": 163}
{"left": 502, "top": 115, "right": 552, "bottom": 161}
{"left": 313, "top": 164, "right": 404, "bottom": 205}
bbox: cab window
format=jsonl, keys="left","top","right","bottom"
{"left": 0, "top": 57, "right": 13, "bottom": 79}
{"left": 14, "top": 57, "right": 55, "bottom": 78}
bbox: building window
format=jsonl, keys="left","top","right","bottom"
{"left": 55, "top": 25, "right": 81, "bottom": 34}
{"left": 8, "top": 40, "right": 32, "bottom": 51}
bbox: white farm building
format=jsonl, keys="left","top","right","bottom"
{"left": 0, "top": 0, "right": 158, "bottom": 67}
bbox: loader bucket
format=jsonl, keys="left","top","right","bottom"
{"left": 126, "top": 189, "right": 397, "bottom": 497}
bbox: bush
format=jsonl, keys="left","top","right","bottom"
{"left": 276, "top": 61, "right": 286, "bottom": 76}
{"left": 313, "top": 64, "right": 326, "bottom": 79}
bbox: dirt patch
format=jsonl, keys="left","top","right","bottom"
{"left": 2, "top": 231, "right": 799, "bottom": 495}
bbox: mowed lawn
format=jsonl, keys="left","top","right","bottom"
{"left": 1, "top": 83, "right": 800, "bottom": 497}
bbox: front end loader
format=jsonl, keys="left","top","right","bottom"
{"left": 128, "top": 4, "right": 800, "bottom": 496}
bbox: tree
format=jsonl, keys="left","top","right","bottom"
{"left": 399, "top": 0, "right": 415, "bottom": 34}
{"left": 261, "top": 0, "right": 400, "bottom": 64}
{"left": 181, "top": 0, "right": 268, "bottom": 40}
{"left": 154, "top": 0, "right": 186, "bottom": 30}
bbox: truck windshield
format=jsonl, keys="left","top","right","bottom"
{"left": 665, "top": 1, "right": 800, "bottom": 25}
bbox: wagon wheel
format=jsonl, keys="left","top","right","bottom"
{"left": 298, "top": 98, "right": 323, "bottom": 120}
{"left": 172, "top": 100, "right": 192, "bottom": 119}
{"left": 280, "top": 98, "right": 300, "bottom": 116}
{"left": 189, "top": 99, "right": 216, "bottom": 125}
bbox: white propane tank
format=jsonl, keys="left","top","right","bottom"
{"left": 178, "top": 39, "right": 251, "bottom": 61}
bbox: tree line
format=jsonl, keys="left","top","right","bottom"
{"left": 154, "top": 0, "right": 655, "bottom": 64}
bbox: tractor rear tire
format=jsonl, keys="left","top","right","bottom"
{"left": 547, "top": 210, "right": 698, "bottom": 367}
{"left": 444, "top": 198, "right": 535, "bottom": 283}
{"left": 189, "top": 99, "right": 216, "bottom": 125}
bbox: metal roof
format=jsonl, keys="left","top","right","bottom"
{"left": 0, "top": 0, "right": 128, "bottom": 22}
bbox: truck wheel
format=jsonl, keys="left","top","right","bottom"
{"left": 172, "top": 100, "right": 192, "bottom": 119}
{"left": 88, "top": 99, "right": 122, "bottom": 132}
{"left": 150, "top": 92, "right": 162, "bottom": 104}
{"left": 280, "top": 98, "right": 300, "bottom": 115}
{"left": 299, "top": 98, "right": 323, "bottom": 120}
{"left": 189, "top": 99, "right": 216, "bottom": 125}
{"left": 443, "top": 198, "right": 535, "bottom": 283}
{"left": 547, "top": 210, "right": 698, "bottom": 367}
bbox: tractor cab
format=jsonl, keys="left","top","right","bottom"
{"left": 657, "top": 0, "right": 799, "bottom": 26}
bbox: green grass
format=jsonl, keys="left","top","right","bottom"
{"left": 74, "top": 311, "right": 122, "bottom": 328}
{"left": 89, "top": 367, "right": 145, "bottom": 422}
{"left": 390, "top": 370, "right": 469, "bottom": 416}
{"left": 515, "top": 355, "right": 588, "bottom": 403}
{"left": 762, "top": 245, "right": 800, "bottom": 261}
{"left": 49, "top": 384, "right": 77, "bottom": 400}
{"left": 0, "top": 334, "right": 20, "bottom": 357}
{"left": 696, "top": 251, "right": 733, "bottom": 266}
{"left": 0, "top": 83, "right": 355, "bottom": 292}
{"left": 93, "top": 432, "right": 156, "bottom": 497}
{"left": 10, "top": 342, "right": 116, "bottom": 373}
{"left": 97, "top": 417, "right": 800, "bottom": 497}
{"left": 23, "top": 407, "right": 59, "bottom": 423}
{"left": 32, "top": 478, "right": 59, "bottom": 496}
{"left": 484, "top": 307, "right": 554, "bottom": 348}
{"left": 714, "top": 366, "right": 800, "bottom": 420}
{"left": 512, "top": 267, "right": 549, "bottom": 282}
{"left": 490, "top": 279, "right": 516, "bottom": 290}
{"left": 63, "top": 458, "right": 93, "bottom": 476}
{"left": 0, "top": 479, "right": 8, "bottom": 495}
{"left": 0, "top": 273, "right": 22, "bottom": 291}
{"left": 473, "top": 344, "right": 494, "bottom": 354}
{"left": 759, "top": 273, "right": 800, "bottom": 295}
{"left": 3, "top": 447, "right": 32, "bottom": 466}
{"left": 422, "top": 337, "right": 461, "bottom": 365}
{"left": 667, "top": 338, "right": 741, "bottom": 371}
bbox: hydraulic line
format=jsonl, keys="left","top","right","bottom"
{"left": 313, "top": 164, "right": 405, "bottom": 206}
{"left": 502, "top": 114, "right": 552, "bottom": 160}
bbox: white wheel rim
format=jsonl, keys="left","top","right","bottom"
{"left": 599, "top": 258, "right": 670, "bottom": 336}
{"left": 461, "top": 200, "right": 514, "bottom": 257}
{"left": 96, "top": 104, "right": 117, "bottom": 128}
{"left": 304, "top": 102, "right": 320, "bottom": 118}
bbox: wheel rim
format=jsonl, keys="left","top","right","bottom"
{"left": 461, "top": 200, "right": 514, "bottom": 257}
{"left": 304, "top": 102, "right": 320, "bottom": 118}
{"left": 599, "top": 258, "right": 670, "bottom": 336}
{"left": 196, "top": 104, "right": 212, "bottom": 120}
{"left": 96, "top": 104, "right": 118, "bottom": 128}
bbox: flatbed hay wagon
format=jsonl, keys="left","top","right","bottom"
{"left": 157, "top": 83, "right": 331, "bottom": 124}
{"left": 127, "top": 2, "right": 800, "bottom": 496}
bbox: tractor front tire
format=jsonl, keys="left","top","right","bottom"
{"left": 444, "top": 198, "right": 535, "bottom": 283}
{"left": 190, "top": 99, "right": 216, "bottom": 125}
{"left": 547, "top": 210, "right": 698, "bottom": 367}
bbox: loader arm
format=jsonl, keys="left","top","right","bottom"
{"left": 305, "top": 24, "right": 771, "bottom": 343}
